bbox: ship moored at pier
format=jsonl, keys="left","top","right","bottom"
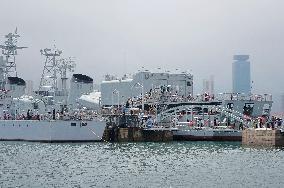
{"left": 0, "top": 30, "right": 106, "bottom": 142}
{"left": 100, "top": 71, "right": 274, "bottom": 142}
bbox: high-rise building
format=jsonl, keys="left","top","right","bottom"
{"left": 25, "top": 80, "right": 33, "bottom": 95}
{"left": 0, "top": 56, "right": 5, "bottom": 87}
{"left": 202, "top": 79, "right": 210, "bottom": 94}
{"left": 209, "top": 75, "right": 214, "bottom": 95}
{"left": 202, "top": 75, "right": 214, "bottom": 95}
{"left": 232, "top": 55, "right": 251, "bottom": 94}
{"left": 281, "top": 94, "right": 284, "bottom": 113}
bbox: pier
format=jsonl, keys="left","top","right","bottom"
{"left": 102, "top": 127, "right": 173, "bottom": 142}
{"left": 242, "top": 129, "right": 284, "bottom": 147}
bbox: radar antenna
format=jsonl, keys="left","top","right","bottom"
{"left": 0, "top": 28, "right": 27, "bottom": 88}
{"left": 38, "top": 47, "right": 62, "bottom": 94}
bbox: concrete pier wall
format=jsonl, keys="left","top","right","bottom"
{"left": 102, "top": 127, "right": 173, "bottom": 142}
{"left": 242, "top": 129, "right": 284, "bottom": 147}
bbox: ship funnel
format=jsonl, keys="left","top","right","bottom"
{"left": 67, "top": 74, "right": 93, "bottom": 108}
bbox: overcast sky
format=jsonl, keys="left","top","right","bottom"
{"left": 1, "top": 0, "right": 284, "bottom": 111}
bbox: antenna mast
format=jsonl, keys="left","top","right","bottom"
{"left": 57, "top": 57, "right": 75, "bottom": 94}
{"left": 0, "top": 28, "right": 27, "bottom": 88}
{"left": 38, "top": 47, "right": 62, "bottom": 94}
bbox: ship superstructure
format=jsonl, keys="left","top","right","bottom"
{"left": 101, "top": 70, "right": 193, "bottom": 107}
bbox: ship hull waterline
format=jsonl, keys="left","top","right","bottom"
{"left": 173, "top": 130, "right": 242, "bottom": 141}
{"left": 0, "top": 119, "right": 106, "bottom": 142}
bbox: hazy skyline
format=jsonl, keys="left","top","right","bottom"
{"left": 1, "top": 0, "right": 284, "bottom": 111}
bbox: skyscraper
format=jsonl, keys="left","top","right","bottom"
{"left": 232, "top": 55, "right": 251, "bottom": 94}
{"left": 0, "top": 56, "right": 5, "bottom": 88}
{"left": 281, "top": 94, "right": 284, "bottom": 113}
{"left": 202, "top": 75, "right": 214, "bottom": 95}
{"left": 25, "top": 80, "right": 33, "bottom": 95}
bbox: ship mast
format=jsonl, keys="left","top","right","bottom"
{"left": 38, "top": 47, "right": 62, "bottom": 94}
{"left": 0, "top": 28, "right": 27, "bottom": 89}
{"left": 57, "top": 57, "right": 75, "bottom": 95}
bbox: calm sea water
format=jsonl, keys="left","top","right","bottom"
{"left": 0, "top": 141, "right": 284, "bottom": 188}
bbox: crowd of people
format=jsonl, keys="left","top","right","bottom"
{"left": 1, "top": 108, "right": 97, "bottom": 121}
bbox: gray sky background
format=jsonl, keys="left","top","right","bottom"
{"left": 1, "top": 0, "right": 284, "bottom": 111}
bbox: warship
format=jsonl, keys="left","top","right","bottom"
{"left": 0, "top": 30, "right": 106, "bottom": 142}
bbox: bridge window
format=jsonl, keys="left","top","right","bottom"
{"left": 187, "top": 81, "right": 191, "bottom": 86}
